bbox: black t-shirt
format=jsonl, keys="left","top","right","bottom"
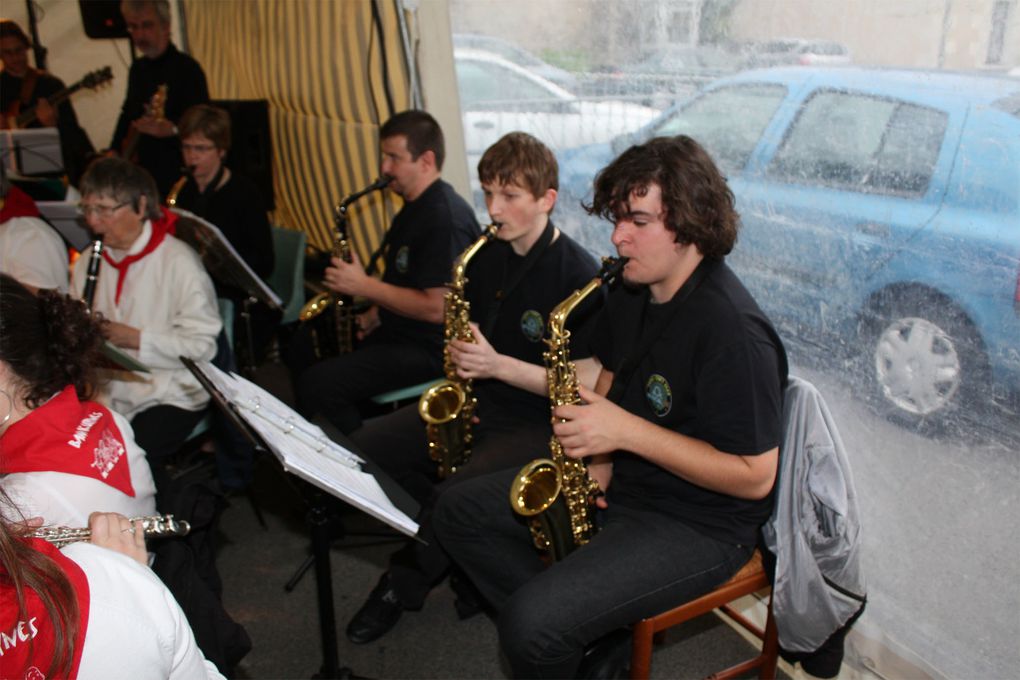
{"left": 174, "top": 171, "right": 275, "bottom": 290}
{"left": 111, "top": 43, "right": 209, "bottom": 197}
{"left": 465, "top": 227, "right": 601, "bottom": 422}
{"left": 0, "top": 69, "right": 95, "bottom": 184}
{"left": 375, "top": 179, "right": 479, "bottom": 350}
{"left": 593, "top": 258, "right": 788, "bottom": 546}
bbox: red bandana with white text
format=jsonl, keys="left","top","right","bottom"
{"left": 0, "top": 538, "right": 89, "bottom": 679}
{"left": 100, "top": 206, "right": 179, "bottom": 304}
{"left": 0, "top": 386, "right": 136, "bottom": 497}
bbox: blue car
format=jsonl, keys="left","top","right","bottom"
{"left": 555, "top": 67, "right": 1020, "bottom": 429}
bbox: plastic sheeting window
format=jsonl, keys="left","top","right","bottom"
{"left": 448, "top": 1, "right": 1020, "bottom": 678}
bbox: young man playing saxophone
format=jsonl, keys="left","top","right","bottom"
{"left": 433, "top": 136, "right": 789, "bottom": 678}
{"left": 344, "top": 131, "right": 603, "bottom": 644}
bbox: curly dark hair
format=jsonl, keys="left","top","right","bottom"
{"left": 586, "top": 135, "right": 739, "bottom": 259}
{"left": 0, "top": 274, "right": 105, "bottom": 407}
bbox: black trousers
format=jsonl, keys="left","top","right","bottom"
{"left": 350, "top": 401, "right": 552, "bottom": 608}
{"left": 296, "top": 336, "right": 443, "bottom": 434}
{"left": 130, "top": 404, "right": 208, "bottom": 509}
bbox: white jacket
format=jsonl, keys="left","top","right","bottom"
{"left": 762, "top": 376, "right": 867, "bottom": 652}
{"left": 70, "top": 220, "right": 220, "bottom": 419}
{"left": 0, "top": 215, "right": 69, "bottom": 292}
{"left": 63, "top": 542, "right": 225, "bottom": 679}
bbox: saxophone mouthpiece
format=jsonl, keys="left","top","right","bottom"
{"left": 370, "top": 175, "right": 392, "bottom": 191}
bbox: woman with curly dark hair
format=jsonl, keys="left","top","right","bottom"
{"left": 0, "top": 273, "right": 156, "bottom": 527}
{"left": 0, "top": 273, "right": 222, "bottom": 679}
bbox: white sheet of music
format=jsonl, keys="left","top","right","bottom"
{"left": 195, "top": 361, "right": 418, "bottom": 537}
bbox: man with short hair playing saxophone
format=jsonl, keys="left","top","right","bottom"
{"left": 345, "top": 132, "right": 604, "bottom": 645}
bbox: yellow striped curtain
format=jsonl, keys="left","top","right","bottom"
{"left": 183, "top": 0, "right": 412, "bottom": 257}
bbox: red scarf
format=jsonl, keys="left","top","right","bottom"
{"left": 0, "top": 185, "right": 42, "bottom": 221}
{"left": 0, "top": 538, "right": 89, "bottom": 680}
{"left": 0, "top": 386, "right": 136, "bottom": 497}
{"left": 100, "top": 206, "right": 178, "bottom": 305}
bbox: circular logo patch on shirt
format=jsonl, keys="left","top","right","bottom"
{"left": 645, "top": 374, "right": 672, "bottom": 417}
{"left": 520, "top": 309, "right": 545, "bottom": 342}
{"left": 395, "top": 245, "right": 410, "bottom": 273}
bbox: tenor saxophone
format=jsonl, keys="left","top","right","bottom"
{"left": 299, "top": 176, "right": 390, "bottom": 357}
{"left": 30, "top": 514, "right": 191, "bottom": 548}
{"left": 418, "top": 224, "right": 500, "bottom": 478}
{"left": 508, "top": 256, "right": 627, "bottom": 561}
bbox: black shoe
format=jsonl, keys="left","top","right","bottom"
{"left": 346, "top": 573, "right": 405, "bottom": 644}
{"left": 576, "top": 628, "right": 632, "bottom": 680}
{"left": 449, "top": 571, "right": 484, "bottom": 620}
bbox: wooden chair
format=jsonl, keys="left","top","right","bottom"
{"left": 629, "top": 548, "right": 779, "bottom": 680}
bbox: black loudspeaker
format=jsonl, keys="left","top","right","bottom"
{"left": 79, "top": 0, "right": 129, "bottom": 40}
{"left": 212, "top": 99, "right": 275, "bottom": 210}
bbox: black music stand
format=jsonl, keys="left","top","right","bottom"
{"left": 172, "top": 209, "right": 282, "bottom": 375}
{"left": 182, "top": 358, "right": 419, "bottom": 679}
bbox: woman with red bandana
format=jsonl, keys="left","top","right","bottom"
{"left": 0, "top": 275, "right": 221, "bottom": 679}
{"left": 68, "top": 158, "right": 220, "bottom": 504}
{"left": 0, "top": 274, "right": 156, "bottom": 527}
{"left": 0, "top": 509, "right": 224, "bottom": 679}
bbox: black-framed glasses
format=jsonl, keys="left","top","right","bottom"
{"left": 76, "top": 201, "right": 130, "bottom": 218}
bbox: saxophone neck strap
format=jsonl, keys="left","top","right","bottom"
{"left": 481, "top": 220, "right": 555, "bottom": 338}
{"left": 606, "top": 257, "right": 712, "bottom": 404}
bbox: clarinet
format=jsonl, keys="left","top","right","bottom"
{"left": 82, "top": 237, "right": 104, "bottom": 308}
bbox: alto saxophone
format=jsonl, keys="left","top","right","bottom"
{"left": 299, "top": 176, "right": 390, "bottom": 358}
{"left": 418, "top": 224, "right": 500, "bottom": 478}
{"left": 30, "top": 514, "right": 191, "bottom": 548}
{"left": 509, "top": 256, "right": 627, "bottom": 561}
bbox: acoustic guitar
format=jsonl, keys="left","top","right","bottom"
{"left": 1, "top": 66, "right": 114, "bottom": 129}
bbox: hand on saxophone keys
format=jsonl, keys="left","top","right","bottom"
{"left": 448, "top": 322, "right": 501, "bottom": 380}
{"left": 552, "top": 384, "right": 633, "bottom": 460}
{"left": 323, "top": 248, "right": 370, "bottom": 297}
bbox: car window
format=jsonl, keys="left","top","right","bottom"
{"left": 652, "top": 84, "right": 786, "bottom": 174}
{"left": 455, "top": 59, "right": 573, "bottom": 113}
{"left": 767, "top": 90, "right": 947, "bottom": 196}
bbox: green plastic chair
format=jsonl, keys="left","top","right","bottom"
{"left": 371, "top": 379, "right": 442, "bottom": 408}
{"left": 267, "top": 226, "right": 307, "bottom": 325}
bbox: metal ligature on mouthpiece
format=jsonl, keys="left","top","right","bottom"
{"left": 30, "top": 514, "right": 191, "bottom": 548}
{"left": 299, "top": 176, "right": 391, "bottom": 358}
{"left": 81, "top": 237, "right": 104, "bottom": 309}
{"left": 509, "top": 256, "right": 628, "bottom": 561}
{"left": 418, "top": 223, "right": 500, "bottom": 478}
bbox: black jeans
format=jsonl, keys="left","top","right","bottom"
{"left": 433, "top": 467, "right": 755, "bottom": 679}
{"left": 296, "top": 337, "right": 442, "bottom": 434}
{"left": 351, "top": 401, "right": 552, "bottom": 609}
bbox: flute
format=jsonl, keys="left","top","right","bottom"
{"left": 30, "top": 514, "right": 191, "bottom": 548}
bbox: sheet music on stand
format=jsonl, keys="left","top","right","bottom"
{"left": 171, "top": 208, "right": 283, "bottom": 311}
{"left": 187, "top": 360, "right": 418, "bottom": 538}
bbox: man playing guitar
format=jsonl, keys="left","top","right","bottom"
{"left": 0, "top": 19, "right": 96, "bottom": 185}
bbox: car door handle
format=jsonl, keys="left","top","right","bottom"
{"left": 474, "top": 120, "right": 495, "bottom": 130}
{"left": 856, "top": 221, "right": 890, "bottom": 237}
